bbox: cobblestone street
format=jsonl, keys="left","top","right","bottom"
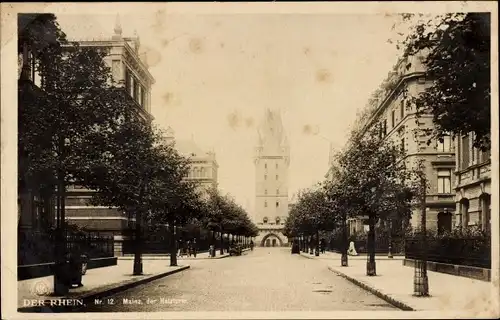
{"left": 77, "top": 248, "right": 396, "bottom": 312}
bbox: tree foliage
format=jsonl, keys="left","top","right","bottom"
{"left": 397, "top": 13, "right": 491, "bottom": 149}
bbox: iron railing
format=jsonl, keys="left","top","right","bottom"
{"left": 18, "top": 230, "right": 114, "bottom": 265}
{"left": 405, "top": 237, "right": 491, "bottom": 269}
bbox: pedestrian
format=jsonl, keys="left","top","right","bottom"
{"left": 187, "top": 240, "right": 192, "bottom": 257}
{"left": 348, "top": 241, "right": 358, "bottom": 256}
{"left": 250, "top": 240, "right": 254, "bottom": 251}
{"left": 192, "top": 238, "right": 197, "bottom": 258}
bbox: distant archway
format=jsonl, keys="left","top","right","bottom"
{"left": 260, "top": 233, "right": 283, "bottom": 247}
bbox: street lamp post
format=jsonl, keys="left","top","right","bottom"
{"left": 388, "top": 218, "right": 393, "bottom": 259}
{"left": 413, "top": 172, "right": 429, "bottom": 296}
{"left": 341, "top": 209, "right": 348, "bottom": 267}
{"left": 366, "top": 186, "right": 377, "bottom": 276}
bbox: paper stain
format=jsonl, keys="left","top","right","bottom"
{"left": 316, "top": 69, "right": 334, "bottom": 84}
{"left": 302, "top": 124, "right": 320, "bottom": 135}
{"left": 220, "top": 42, "right": 225, "bottom": 49}
{"left": 189, "top": 38, "right": 203, "bottom": 54}
{"left": 140, "top": 46, "right": 162, "bottom": 68}
{"left": 245, "top": 117, "right": 254, "bottom": 128}
{"left": 151, "top": 9, "right": 167, "bottom": 33}
{"left": 162, "top": 92, "right": 181, "bottom": 107}
{"left": 227, "top": 111, "right": 241, "bottom": 130}
{"left": 303, "top": 47, "right": 311, "bottom": 56}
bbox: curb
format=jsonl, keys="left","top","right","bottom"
{"left": 18, "top": 265, "right": 190, "bottom": 311}
{"left": 326, "top": 266, "right": 415, "bottom": 311}
{"left": 78, "top": 265, "right": 190, "bottom": 303}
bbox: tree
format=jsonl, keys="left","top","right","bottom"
{"left": 18, "top": 13, "right": 154, "bottom": 292}
{"left": 396, "top": 13, "right": 491, "bottom": 149}
{"left": 284, "top": 185, "right": 341, "bottom": 254}
{"left": 336, "top": 127, "right": 418, "bottom": 275}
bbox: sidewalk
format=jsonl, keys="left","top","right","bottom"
{"left": 18, "top": 259, "right": 190, "bottom": 309}
{"left": 300, "top": 251, "right": 493, "bottom": 312}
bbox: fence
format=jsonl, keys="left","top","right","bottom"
{"left": 405, "top": 237, "right": 491, "bottom": 269}
{"left": 327, "top": 236, "right": 405, "bottom": 254}
{"left": 122, "top": 235, "right": 212, "bottom": 255}
{"left": 18, "top": 229, "right": 114, "bottom": 265}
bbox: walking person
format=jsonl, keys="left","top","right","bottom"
{"left": 192, "top": 238, "right": 197, "bottom": 258}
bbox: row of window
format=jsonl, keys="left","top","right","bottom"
{"left": 264, "top": 201, "right": 280, "bottom": 208}
{"left": 377, "top": 95, "right": 412, "bottom": 139}
{"left": 125, "top": 68, "right": 146, "bottom": 108}
{"left": 458, "top": 195, "right": 491, "bottom": 231}
{"left": 187, "top": 167, "right": 211, "bottom": 178}
{"left": 264, "top": 163, "right": 279, "bottom": 169}
{"left": 262, "top": 217, "right": 282, "bottom": 224}
{"left": 264, "top": 175, "right": 279, "bottom": 180}
{"left": 264, "top": 189, "right": 280, "bottom": 195}
{"left": 458, "top": 133, "right": 491, "bottom": 170}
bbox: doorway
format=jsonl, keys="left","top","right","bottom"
{"left": 265, "top": 239, "right": 270, "bottom": 247}
{"left": 272, "top": 239, "right": 277, "bottom": 247}
{"left": 437, "top": 211, "right": 452, "bottom": 234}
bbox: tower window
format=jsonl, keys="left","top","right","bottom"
{"left": 276, "top": 175, "right": 279, "bottom": 180}
{"left": 264, "top": 189, "right": 268, "bottom": 195}
{"left": 276, "top": 201, "right": 279, "bottom": 207}
{"left": 276, "top": 188, "right": 279, "bottom": 195}
{"left": 265, "top": 163, "right": 267, "bottom": 169}
{"left": 276, "top": 163, "right": 278, "bottom": 169}
{"left": 264, "top": 201, "right": 267, "bottom": 207}
{"left": 264, "top": 174, "right": 267, "bottom": 180}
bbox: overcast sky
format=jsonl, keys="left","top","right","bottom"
{"left": 54, "top": 4, "right": 403, "bottom": 213}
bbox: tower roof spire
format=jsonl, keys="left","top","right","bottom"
{"left": 113, "top": 14, "right": 122, "bottom": 39}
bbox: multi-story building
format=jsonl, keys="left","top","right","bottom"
{"left": 454, "top": 134, "right": 491, "bottom": 231}
{"left": 163, "top": 126, "right": 219, "bottom": 197}
{"left": 355, "top": 53, "right": 456, "bottom": 233}
{"left": 64, "top": 18, "right": 155, "bottom": 254}
{"left": 253, "top": 109, "right": 290, "bottom": 247}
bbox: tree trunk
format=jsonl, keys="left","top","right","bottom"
{"left": 169, "top": 221, "right": 178, "bottom": 266}
{"left": 54, "top": 167, "right": 67, "bottom": 295}
{"left": 366, "top": 214, "right": 376, "bottom": 276}
{"left": 219, "top": 231, "right": 224, "bottom": 255}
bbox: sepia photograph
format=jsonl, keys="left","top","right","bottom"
{"left": 1, "top": 1, "right": 498, "bottom": 319}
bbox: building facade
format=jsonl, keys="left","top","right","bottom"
{"left": 454, "top": 134, "right": 491, "bottom": 231}
{"left": 253, "top": 109, "right": 290, "bottom": 247}
{"left": 64, "top": 18, "right": 155, "bottom": 254}
{"left": 356, "top": 53, "right": 456, "bottom": 233}
{"left": 164, "top": 127, "right": 219, "bottom": 197}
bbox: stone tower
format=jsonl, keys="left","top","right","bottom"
{"left": 254, "top": 108, "right": 290, "bottom": 247}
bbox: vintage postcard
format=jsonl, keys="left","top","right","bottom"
{"left": 1, "top": 1, "right": 499, "bottom": 319}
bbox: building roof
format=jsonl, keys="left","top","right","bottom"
{"left": 175, "top": 139, "right": 209, "bottom": 158}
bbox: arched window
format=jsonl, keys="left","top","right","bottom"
{"left": 276, "top": 217, "right": 281, "bottom": 224}
{"left": 200, "top": 167, "right": 205, "bottom": 177}
{"left": 263, "top": 217, "right": 268, "bottom": 224}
